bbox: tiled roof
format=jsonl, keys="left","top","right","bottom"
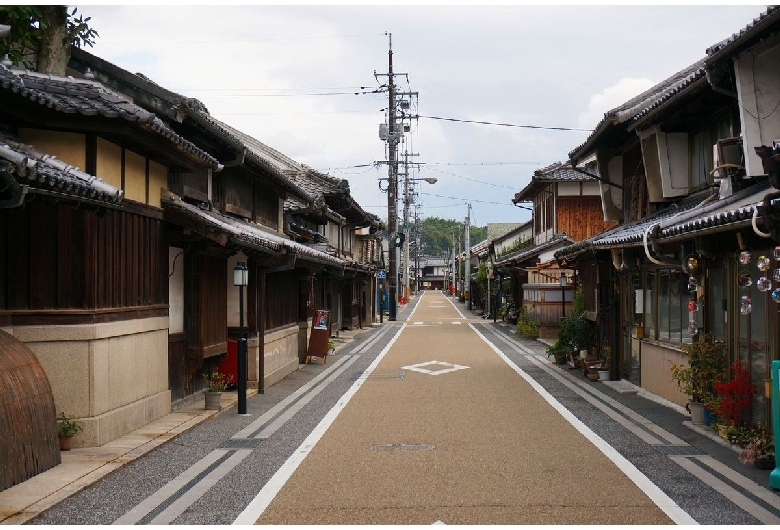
{"left": 494, "top": 232, "right": 573, "bottom": 266}
{"left": 513, "top": 161, "right": 599, "bottom": 203}
{"left": 470, "top": 239, "right": 490, "bottom": 256}
{"left": 204, "top": 118, "right": 314, "bottom": 204}
{"left": 0, "top": 133, "right": 123, "bottom": 205}
{"left": 161, "top": 190, "right": 345, "bottom": 267}
{"left": 0, "top": 65, "right": 221, "bottom": 171}
{"left": 553, "top": 187, "right": 743, "bottom": 261}
{"left": 706, "top": 6, "right": 780, "bottom": 62}
{"left": 659, "top": 180, "right": 772, "bottom": 241}
{"left": 568, "top": 59, "right": 706, "bottom": 162}
{"left": 217, "top": 121, "right": 380, "bottom": 228}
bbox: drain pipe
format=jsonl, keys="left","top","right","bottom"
{"left": 643, "top": 224, "right": 679, "bottom": 266}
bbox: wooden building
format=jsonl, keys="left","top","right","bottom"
{"left": 556, "top": 6, "right": 780, "bottom": 425}
{"left": 495, "top": 161, "right": 616, "bottom": 340}
{"left": 0, "top": 62, "right": 220, "bottom": 447}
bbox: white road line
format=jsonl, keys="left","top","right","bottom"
{"left": 149, "top": 449, "right": 253, "bottom": 524}
{"left": 470, "top": 324, "right": 697, "bottom": 525}
{"left": 235, "top": 355, "right": 354, "bottom": 439}
{"left": 671, "top": 456, "right": 780, "bottom": 524}
{"left": 113, "top": 325, "right": 396, "bottom": 526}
{"left": 692, "top": 455, "right": 780, "bottom": 513}
{"left": 113, "top": 450, "right": 232, "bottom": 525}
{"left": 253, "top": 355, "right": 360, "bottom": 439}
{"left": 232, "top": 323, "right": 408, "bottom": 525}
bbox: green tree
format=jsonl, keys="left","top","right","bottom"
{"left": 416, "top": 216, "right": 486, "bottom": 257}
{"left": 0, "top": 6, "right": 98, "bottom": 74}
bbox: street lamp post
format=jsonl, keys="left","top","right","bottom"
{"left": 560, "top": 271, "right": 566, "bottom": 322}
{"left": 233, "top": 261, "right": 249, "bottom": 415}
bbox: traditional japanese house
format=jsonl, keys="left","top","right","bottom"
{"left": 0, "top": 62, "right": 220, "bottom": 447}
{"left": 500, "top": 161, "right": 615, "bottom": 340}
{"left": 68, "top": 49, "right": 381, "bottom": 402}
{"left": 557, "top": 6, "right": 780, "bottom": 424}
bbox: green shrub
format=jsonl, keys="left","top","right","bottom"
{"left": 515, "top": 307, "right": 538, "bottom": 339}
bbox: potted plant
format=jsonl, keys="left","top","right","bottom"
{"left": 57, "top": 412, "right": 83, "bottom": 451}
{"left": 670, "top": 334, "right": 727, "bottom": 425}
{"left": 547, "top": 288, "right": 592, "bottom": 366}
{"left": 327, "top": 339, "right": 336, "bottom": 354}
{"left": 203, "top": 370, "right": 233, "bottom": 411}
{"left": 710, "top": 360, "right": 755, "bottom": 437}
{"left": 597, "top": 346, "right": 611, "bottom": 381}
{"left": 739, "top": 421, "right": 776, "bottom": 470}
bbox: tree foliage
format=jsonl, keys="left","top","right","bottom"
{"left": 0, "top": 6, "right": 98, "bottom": 74}
{"left": 415, "top": 216, "right": 486, "bottom": 257}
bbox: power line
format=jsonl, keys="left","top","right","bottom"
{"left": 415, "top": 114, "right": 593, "bottom": 132}
{"left": 425, "top": 167, "right": 518, "bottom": 190}
{"left": 419, "top": 191, "right": 523, "bottom": 207}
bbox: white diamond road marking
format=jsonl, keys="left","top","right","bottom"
{"left": 401, "top": 360, "right": 470, "bottom": 376}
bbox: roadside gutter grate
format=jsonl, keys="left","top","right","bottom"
{"left": 653, "top": 444, "right": 705, "bottom": 456}
{"left": 220, "top": 438, "right": 265, "bottom": 450}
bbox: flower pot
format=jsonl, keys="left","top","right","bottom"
{"left": 717, "top": 423, "right": 729, "bottom": 439}
{"left": 597, "top": 370, "right": 610, "bottom": 381}
{"left": 205, "top": 391, "right": 222, "bottom": 410}
{"left": 59, "top": 434, "right": 74, "bottom": 451}
{"left": 755, "top": 457, "right": 776, "bottom": 470}
{"left": 688, "top": 402, "right": 706, "bottom": 425}
{"left": 703, "top": 406, "right": 715, "bottom": 426}
{"left": 553, "top": 352, "right": 567, "bottom": 365}
{"left": 586, "top": 372, "right": 599, "bottom": 381}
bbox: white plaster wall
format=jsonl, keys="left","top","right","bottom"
{"left": 264, "top": 324, "right": 300, "bottom": 387}
{"left": 169, "top": 247, "right": 185, "bottom": 334}
{"left": 736, "top": 40, "right": 780, "bottom": 177}
{"left": 638, "top": 340, "right": 688, "bottom": 407}
{"left": 558, "top": 182, "right": 581, "bottom": 196}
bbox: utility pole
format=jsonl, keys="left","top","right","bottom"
{"left": 402, "top": 151, "right": 411, "bottom": 302}
{"left": 465, "top": 204, "right": 472, "bottom": 310}
{"left": 451, "top": 233, "right": 456, "bottom": 296}
{"left": 375, "top": 35, "right": 417, "bottom": 321}
{"left": 375, "top": 33, "right": 400, "bottom": 321}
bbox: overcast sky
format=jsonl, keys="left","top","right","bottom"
{"left": 77, "top": 4, "right": 766, "bottom": 229}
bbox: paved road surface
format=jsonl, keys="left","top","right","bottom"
{"left": 29, "top": 291, "right": 780, "bottom": 525}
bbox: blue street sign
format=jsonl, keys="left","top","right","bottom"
{"left": 377, "top": 269, "right": 386, "bottom": 279}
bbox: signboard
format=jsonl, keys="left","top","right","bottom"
{"left": 313, "top": 309, "right": 330, "bottom": 330}
{"left": 377, "top": 269, "right": 387, "bottom": 279}
{"left": 305, "top": 309, "right": 331, "bottom": 365}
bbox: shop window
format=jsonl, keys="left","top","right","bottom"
{"left": 644, "top": 268, "right": 690, "bottom": 344}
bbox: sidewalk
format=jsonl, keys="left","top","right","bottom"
{"left": 0, "top": 389, "right": 255, "bottom": 525}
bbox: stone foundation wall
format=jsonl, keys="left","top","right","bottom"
{"left": 4, "top": 317, "right": 171, "bottom": 447}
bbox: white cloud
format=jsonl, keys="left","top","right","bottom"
{"left": 577, "top": 78, "right": 656, "bottom": 130}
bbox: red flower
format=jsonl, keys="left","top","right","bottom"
{"left": 710, "top": 361, "right": 755, "bottom": 427}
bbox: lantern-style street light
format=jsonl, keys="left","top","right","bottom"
{"left": 233, "top": 261, "right": 249, "bottom": 415}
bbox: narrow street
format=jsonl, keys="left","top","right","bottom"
{"left": 29, "top": 291, "right": 780, "bottom": 525}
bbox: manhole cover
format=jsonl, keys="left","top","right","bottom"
{"left": 371, "top": 443, "right": 435, "bottom": 452}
